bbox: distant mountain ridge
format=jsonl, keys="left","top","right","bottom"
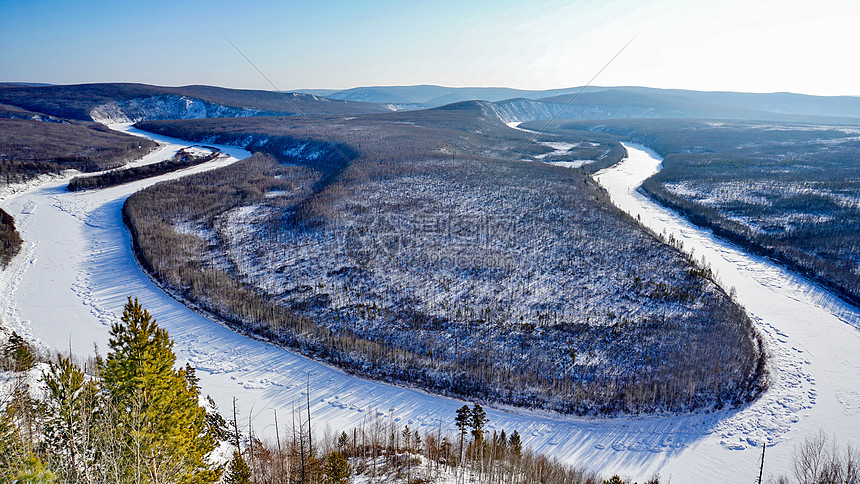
{"left": 4, "top": 82, "right": 859, "bottom": 126}
{"left": 299, "top": 84, "right": 860, "bottom": 123}
{"left": 299, "top": 84, "right": 583, "bottom": 109}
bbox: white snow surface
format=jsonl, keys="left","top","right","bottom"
{"left": 550, "top": 160, "right": 593, "bottom": 169}
{"left": 181, "top": 146, "right": 216, "bottom": 158}
{"left": 535, "top": 140, "right": 594, "bottom": 169}
{"left": 2, "top": 125, "right": 860, "bottom": 482}
{"left": 534, "top": 141, "right": 579, "bottom": 160}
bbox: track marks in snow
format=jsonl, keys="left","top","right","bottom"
{"left": 712, "top": 316, "right": 813, "bottom": 450}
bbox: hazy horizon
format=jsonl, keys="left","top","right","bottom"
{"left": 5, "top": 81, "right": 860, "bottom": 100}
{"left": 1, "top": 0, "right": 859, "bottom": 97}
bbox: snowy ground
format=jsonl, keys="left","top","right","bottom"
{"left": 1, "top": 126, "right": 859, "bottom": 482}
{"left": 534, "top": 141, "right": 595, "bottom": 169}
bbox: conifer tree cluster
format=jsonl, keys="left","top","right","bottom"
{"left": 223, "top": 400, "right": 605, "bottom": 484}
{"left": 2, "top": 330, "right": 36, "bottom": 372}
{"left": 0, "top": 297, "right": 221, "bottom": 483}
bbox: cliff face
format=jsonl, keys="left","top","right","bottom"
{"left": 89, "top": 95, "right": 267, "bottom": 124}
{"left": 486, "top": 98, "right": 685, "bottom": 124}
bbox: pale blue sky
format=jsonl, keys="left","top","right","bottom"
{"left": 1, "top": 0, "right": 858, "bottom": 95}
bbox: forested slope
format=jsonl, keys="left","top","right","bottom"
{"left": 0, "top": 118, "right": 157, "bottom": 185}
{"left": 125, "top": 105, "right": 766, "bottom": 415}
{"left": 533, "top": 119, "right": 860, "bottom": 306}
{"left": 0, "top": 208, "right": 22, "bottom": 266}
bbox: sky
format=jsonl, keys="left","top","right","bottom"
{"left": 1, "top": 0, "right": 859, "bottom": 96}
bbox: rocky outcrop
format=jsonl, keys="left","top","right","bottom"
{"left": 90, "top": 95, "right": 268, "bottom": 124}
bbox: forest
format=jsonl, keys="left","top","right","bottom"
{"left": 124, "top": 105, "right": 765, "bottom": 416}
{"left": 0, "top": 83, "right": 387, "bottom": 122}
{"left": 0, "top": 208, "right": 22, "bottom": 267}
{"left": 530, "top": 119, "right": 860, "bottom": 306}
{"left": 3, "top": 82, "right": 860, "bottom": 481}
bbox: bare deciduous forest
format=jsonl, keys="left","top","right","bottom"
{"left": 125, "top": 106, "right": 766, "bottom": 416}
{"left": 531, "top": 119, "right": 860, "bottom": 306}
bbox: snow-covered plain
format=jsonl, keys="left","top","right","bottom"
{"left": 2, "top": 125, "right": 860, "bottom": 481}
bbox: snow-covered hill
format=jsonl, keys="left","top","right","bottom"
{"left": 488, "top": 98, "right": 694, "bottom": 124}
{"left": 300, "top": 85, "right": 860, "bottom": 123}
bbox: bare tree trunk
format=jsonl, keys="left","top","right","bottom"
{"left": 233, "top": 397, "right": 241, "bottom": 450}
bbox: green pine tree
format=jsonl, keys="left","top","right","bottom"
{"left": 100, "top": 297, "right": 219, "bottom": 484}
{"left": 224, "top": 451, "right": 252, "bottom": 484}
{"left": 4, "top": 331, "right": 35, "bottom": 371}
{"left": 470, "top": 404, "right": 487, "bottom": 441}
{"left": 337, "top": 431, "right": 350, "bottom": 453}
{"left": 41, "top": 354, "right": 98, "bottom": 482}
{"left": 455, "top": 405, "right": 471, "bottom": 462}
{"left": 509, "top": 430, "right": 522, "bottom": 457}
{"left": 0, "top": 405, "right": 24, "bottom": 482}
{"left": 11, "top": 454, "right": 57, "bottom": 483}
{"left": 323, "top": 451, "right": 350, "bottom": 484}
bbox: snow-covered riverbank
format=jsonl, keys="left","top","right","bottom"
{"left": 1, "top": 128, "right": 859, "bottom": 482}
{"left": 593, "top": 143, "right": 860, "bottom": 479}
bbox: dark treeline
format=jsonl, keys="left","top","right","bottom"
{"left": 0, "top": 102, "right": 67, "bottom": 123}
{"left": 124, "top": 108, "right": 766, "bottom": 416}
{"left": 0, "top": 208, "right": 22, "bottom": 267}
{"left": 67, "top": 146, "right": 221, "bottom": 191}
{"left": 533, "top": 119, "right": 860, "bottom": 306}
